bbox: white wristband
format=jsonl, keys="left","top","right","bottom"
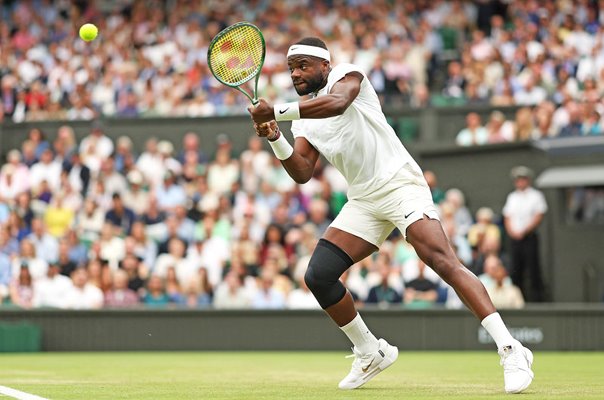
{"left": 274, "top": 102, "right": 300, "bottom": 121}
{"left": 268, "top": 131, "right": 294, "bottom": 160}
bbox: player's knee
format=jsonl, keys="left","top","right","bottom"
{"left": 304, "top": 239, "right": 353, "bottom": 309}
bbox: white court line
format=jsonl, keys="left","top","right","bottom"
{"left": 0, "top": 386, "right": 49, "bottom": 400}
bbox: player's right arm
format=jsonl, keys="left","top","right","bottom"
{"left": 254, "top": 121, "right": 319, "bottom": 184}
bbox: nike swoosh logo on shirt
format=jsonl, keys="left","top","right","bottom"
{"left": 279, "top": 107, "right": 289, "bottom": 114}
{"left": 404, "top": 211, "right": 415, "bottom": 219}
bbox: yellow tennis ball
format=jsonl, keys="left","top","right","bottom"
{"left": 79, "top": 23, "right": 98, "bottom": 42}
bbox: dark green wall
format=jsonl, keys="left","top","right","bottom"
{"left": 1, "top": 306, "right": 603, "bottom": 351}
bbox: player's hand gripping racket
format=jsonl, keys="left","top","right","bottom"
{"left": 208, "top": 22, "right": 266, "bottom": 105}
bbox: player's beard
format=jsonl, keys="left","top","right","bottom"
{"left": 293, "top": 73, "right": 326, "bottom": 96}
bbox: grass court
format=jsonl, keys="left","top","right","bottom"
{"left": 1, "top": 351, "right": 603, "bottom": 399}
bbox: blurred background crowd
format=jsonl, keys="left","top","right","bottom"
{"left": 0, "top": 0, "right": 602, "bottom": 140}
{"left": 0, "top": 122, "right": 529, "bottom": 310}
{"left": 1, "top": 0, "right": 601, "bottom": 310}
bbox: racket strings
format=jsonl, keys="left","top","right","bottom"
{"left": 209, "top": 25, "right": 264, "bottom": 86}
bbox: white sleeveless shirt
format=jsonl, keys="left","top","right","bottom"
{"left": 291, "top": 63, "right": 422, "bottom": 199}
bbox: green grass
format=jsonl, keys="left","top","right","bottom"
{"left": 0, "top": 352, "right": 603, "bottom": 399}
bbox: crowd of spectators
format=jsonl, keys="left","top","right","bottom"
{"left": 1, "top": 0, "right": 604, "bottom": 128}
{"left": 5, "top": 0, "right": 586, "bottom": 309}
{"left": 0, "top": 121, "right": 526, "bottom": 310}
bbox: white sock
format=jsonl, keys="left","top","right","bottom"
{"left": 340, "top": 313, "right": 379, "bottom": 354}
{"left": 481, "top": 312, "right": 516, "bottom": 349}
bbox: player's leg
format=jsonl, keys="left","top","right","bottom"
{"left": 406, "top": 217, "right": 495, "bottom": 318}
{"left": 406, "top": 217, "right": 533, "bottom": 393}
{"left": 303, "top": 217, "right": 398, "bottom": 389}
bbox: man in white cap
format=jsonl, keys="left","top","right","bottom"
{"left": 248, "top": 37, "right": 533, "bottom": 394}
{"left": 503, "top": 166, "right": 547, "bottom": 302}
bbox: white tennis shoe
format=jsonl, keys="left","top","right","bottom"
{"left": 499, "top": 340, "right": 534, "bottom": 393}
{"left": 338, "top": 338, "right": 398, "bottom": 390}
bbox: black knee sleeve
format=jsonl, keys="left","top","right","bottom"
{"left": 304, "top": 238, "right": 354, "bottom": 309}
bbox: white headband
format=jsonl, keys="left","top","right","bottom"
{"left": 287, "top": 44, "right": 331, "bottom": 62}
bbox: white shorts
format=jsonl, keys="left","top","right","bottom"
{"left": 330, "top": 164, "right": 440, "bottom": 246}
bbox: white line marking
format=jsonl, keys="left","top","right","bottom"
{"left": 0, "top": 386, "right": 49, "bottom": 400}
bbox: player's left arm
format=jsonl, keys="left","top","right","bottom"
{"left": 297, "top": 72, "right": 363, "bottom": 118}
{"left": 249, "top": 72, "right": 363, "bottom": 124}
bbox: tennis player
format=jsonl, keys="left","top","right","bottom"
{"left": 248, "top": 37, "right": 533, "bottom": 393}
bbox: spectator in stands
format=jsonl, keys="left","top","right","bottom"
{"left": 486, "top": 261, "right": 525, "bottom": 309}
{"left": 9, "top": 264, "right": 34, "bottom": 309}
{"left": 307, "top": 198, "right": 332, "bottom": 236}
{"left": 56, "top": 239, "right": 77, "bottom": 278}
{"left": 531, "top": 104, "right": 556, "bottom": 139}
{"left": 155, "top": 170, "right": 187, "bottom": 213}
{"left": 142, "top": 275, "right": 171, "bottom": 308}
{"left": 0, "top": 150, "right": 30, "bottom": 201}
{"left": 154, "top": 237, "right": 193, "bottom": 286}
{"left": 423, "top": 170, "right": 445, "bottom": 205}
{"left": 178, "top": 132, "right": 208, "bottom": 165}
{"left": 122, "top": 170, "right": 149, "bottom": 216}
{"left": 128, "top": 220, "right": 157, "bottom": 269}
{"left": 442, "top": 61, "right": 466, "bottom": 99}
{"left": 165, "top": 266, "right": 185, "bottom": 304}
{"left": 455, "top": 112, "right": 488, "bottom": 146}
{"left": 251, "top": 268, "right": 286, "bottom": 309}
{"left": 581, "top": 109, "right": 602, "bottom": 136}
{"left": 99, "top": 157, "right": 128, "bottom": 197}
{"left": 113, "top": 136, "right": 136, "bottom": 174}
{"left": 213, "top": 270, "right": 251, "bottom": 309}
{"left": 136, "top": 138, "right": 164, "bottom": 188}
{"left": 29, "top": 148, "right": 61, "bottom": 193}
{"left": 79, "top": 120, "right": 114, "bottom": 174}
{"left": 104, "top": 269, "right": 140, "bottom": 308}
{"left": 182, "top": 268, "right": 213, "bottom": 308}
{"left": 66, "top": 152, "right": 91, "bottom": 197}
{"left": 63, "top": 267, "right": 104, "bottom": 310}
{"left": 503, "top": 166, "right": 547, "bottom": 302}
{"left": 97, "top": 222, "right": 126, "bottom": 271}
{"left": 240, "top": 136, "right": 272, "bottom": 193}
{"left": 65, "top": 229, "right": 88, "bottom": 267}
{"left": 44, "top": 193, "right": 75, "bottom": 238}
{"left": 207, "top": 147, "right": 240, "bottom": 196}
{"left": 403, "top": 260, "right": 438, "bottom": 308}
{"left": 27, "top": 218, "right": 59, "bottom": 265}
{"left": 120, "top": 254, "right": 146, "bottom": 295}
{"left": 486, "top": 111, "right": 514, "bottom": 144}
{"left": 514, "top": 107, "right": 536, "bottom": 142}
{"left": 444, "top": 188, "right": 473, "bottom": 237}
{"left": 366, "top": 254, "right": 403, "bottom": 306}
{"left": 0, "top": 250, "right": 10, "bottom": 303}
{"left": 7, "top": 210, "right": 30, "bottom": 243}
{"left": 157, "top": 140, "right": 182, "bottom": 177}
{"left": 258, "top": 223, "right": 294, "bottom": 267}
{"left": 32, "top": 261, "right": 72, "bottom": 309}
{"left": 558, "top": 101, "right": 584, "bottom": 137}
{"left": 478, "top": 254, "right": 512, "bottom": 291}
{"left": 468, "top": 207, "right": 501, "bottom": 253}
{"left": 77, "top": 199, "right": 105, "bottom": 245}
{"left": 105, "top": 193, "right": 136, "bottom": 235}
{"left": 173, "top": 205, "right": 195, "bottom": 245}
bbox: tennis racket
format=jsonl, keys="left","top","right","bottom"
{"left": 207, "top": 22, "right": 266, "bottom": 105}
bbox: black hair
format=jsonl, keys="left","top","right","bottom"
{"left": 294, "top": 37, "right": 328, "bottom": 50}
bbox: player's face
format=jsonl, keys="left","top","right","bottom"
{"left": 287, "top": 56, "right": 329, "bottom": 96}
